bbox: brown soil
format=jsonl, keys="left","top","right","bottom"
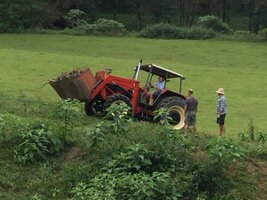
{"left": 247, "top": 158, "right": 267, "bottom": 200}
{"left": 61, "top": 146, "right": 85, "bottom": 161}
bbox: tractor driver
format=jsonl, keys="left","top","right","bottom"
{"left": 148, "top": 76, "right": 166, "bottom": 105}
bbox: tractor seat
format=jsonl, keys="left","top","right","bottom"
{"left": 138, "top": 91, "right": 154, "bottom": 109}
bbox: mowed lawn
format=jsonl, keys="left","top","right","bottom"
{"left": 0, "top": 34, "right": 267, "bottom": 135}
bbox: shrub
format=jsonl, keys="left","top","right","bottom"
{"left": 63, "top": 18, "right": 127, "bottom": 36}
{"left": 259, "top": 28, "right": 267, "bottom": 40}
{"left": 54, "top": 99, "right": 81, "bottom": 142}
{"left": 84, "top": 18, "right": 127, "bottom": 35}
{"left": 195, "top": 137, "right": 244, "bottom": 198}
{"left": 139, "top": 23, "right": 216, "bottom": 39}
{"left": 14, "top": 123, "right": 64, "bottom": 165}
{"left": 85, "top": 122, "right": 106, "bottom": 147}
{"left": 65, "top": 9, "right": 88, "bottom": 29}
{"left": 85, "top": 104, "right": 131, "bottom": 148}
{"left": 197, "top": 15, "right": 232, "bottom": 33}
{"left": 70, "top": 172, "right": 187, "bottom": 200}
{"left": 95, "top": 18, "right": 126, "bottom": 33}
{"left": 231, "top": 30, "right": 262, "bottom": 41}
{"left": 103, "top": 143, "right": 152, "bottom": 173}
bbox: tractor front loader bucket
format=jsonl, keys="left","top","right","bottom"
{"left": 49, "top": 68, "right": 96, "bottom": 102}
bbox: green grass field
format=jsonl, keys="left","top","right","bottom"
{"left": 0, "top": 34, "right": 267, "bottom": 135}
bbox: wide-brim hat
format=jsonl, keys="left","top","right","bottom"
{"left": 216, "top": 88, "right": 224, "bottom": 94}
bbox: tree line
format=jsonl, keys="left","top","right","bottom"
{"left": 0, "top": 0, "right": 266, "bottom": 33}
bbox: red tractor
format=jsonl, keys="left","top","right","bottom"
{"left": 50, "top": 61, "right": 186, "bottom": 129}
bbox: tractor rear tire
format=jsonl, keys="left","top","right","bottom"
{"left": 84, "top": 101, "right": 93, "bottom": 116}
{"left": 103, "top": 94, "right": 132, "bottom": 112}
{"left": 158, "top": 96, "right": 185, "bottom": 130}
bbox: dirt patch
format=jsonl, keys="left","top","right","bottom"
{"left": 61, "top": 146, "right": 85, "bottom": 161}
{"left": 247, "top": 158, "right": 267, "bottom": 200}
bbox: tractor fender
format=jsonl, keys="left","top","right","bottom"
{"left": 154, "top": 90, "right": 186, "bottom": 108}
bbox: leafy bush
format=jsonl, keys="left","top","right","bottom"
{"left": 83, "top": 18, "right": 127, "bottom": 35}
{"left": 259, "top": 28, "right": 267, "bottom": 40}
{"left": 54, "top": 99, "right": 81, "bottom": 142}
{"left": 95, "top": 18, "right": 126, "bottom": 34}
{"left": 197, "top": 15, "right": 232, "bottom": 33}
{"left": 86, "top": 104, "right": 132, "bottom": 148}
{"left": 63, "top": 18, "right": 127, "bottom": 36}
{"left": 85, "top": 122, "right": 106, "bottom": 147}
{"left": 195, "top": 137, "right": 244, "bottom": 198}
{"left": 104, "top": 143, "right": 152, "bottom": 173}
{"left": 207, "top": 137, "right": 244, "bottom": 165}
{"left": 70, "top": 171, "right": 187, "bottom": 200}
{"left": 139, "top": 23, "right": 216, "bottom": 39}
{"left": 65, "top": 9, "right": 88, "bottom": 29}
{"left": 0, "top": 0, "right": 45, "bottom": 33}
{"left": 72, "top": 126, "right": 196, "bottom": 199}
{"left": 14, "top": 122, "right": 64, "bottom": 164}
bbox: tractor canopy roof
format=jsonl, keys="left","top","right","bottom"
{"left": 139, "top": 64, "right": 185, "bottom": 79}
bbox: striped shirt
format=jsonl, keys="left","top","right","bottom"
{"left": 217, "top": 95, "right": 227, "bottom": 114}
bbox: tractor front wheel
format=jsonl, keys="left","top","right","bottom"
{"left": 158, "top": 96, "right": 185, "bottom": 130}
{"left": 103, "top": 94, "right": 132, "bottom": 113}
{"left": 91, "top": 99, "right": 105, "bottom": 116}
{"left": 84, "top": 101, "right": 93, "bottom": 116}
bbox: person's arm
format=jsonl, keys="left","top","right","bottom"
{"left": 184, "top": 99, "right": 188, "bottom": 114}
{"left": 219, "top": 98, "right": 226, "bottom": 114}
{"left": 216, "top": 99, "right": 220, "bottom": 117}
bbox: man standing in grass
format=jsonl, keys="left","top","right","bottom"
{"left": 216, "top": 88, "right": 227, "bottom": 136}
{"left": 184, "top": 89, "right": 198, "bottom": 136}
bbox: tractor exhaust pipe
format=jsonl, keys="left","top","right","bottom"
{"left": 134, "top": 59, "right": 142, "bottom": 80}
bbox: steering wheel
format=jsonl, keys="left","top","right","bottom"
{"left": 144, "top": 82, "right": 152, "bottom": 91}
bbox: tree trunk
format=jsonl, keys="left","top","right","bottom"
{"left": 113, "top": 12, "right": 117, "bottom": 20}
{"left": 137, "top": 12, "right": 142, "bottom": 31}
{"left": 222, "top": 0, "right": 226, "bottom": 22}
{"left": 179, "top": 0, "right": 185, "bottom": 26}
{"left": 135, "top": 1, "right": 142, "bottom": 31}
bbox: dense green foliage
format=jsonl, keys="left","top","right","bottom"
{"left": 81, "top": 18, "right": 127, "bottom": 35}
{"left": 259, "top": 28, "right": 267, "bottom": 40}
{"left": 139, "top": 23, "right": 216, "bottom": 39}
{"left": 1, "top": 0, "right": 267, "bottom": 33}
{"left": 0, "top": 0, "right": 45, "bottom": 32}
{"left": 64, "top": 9, "right": 127, "bottom": 35}
{"left": 197, "top": 15, "right": 232, "bottom": 33}
{"left": 14, "top": 123, "right": 64, "bottom": 165}
{"left": 0, "top": 98, "right": 266, "bottom": 199}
